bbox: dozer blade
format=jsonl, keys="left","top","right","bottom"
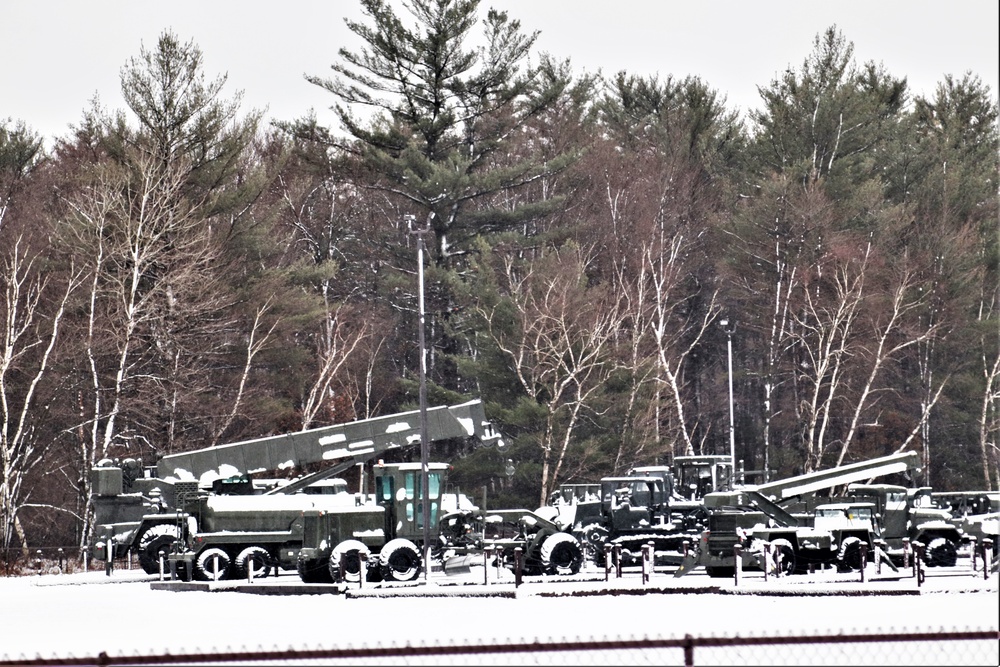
{"left": 875, "top": 546, "right": 899, "bottom": 573}
{"left": 673, "top": 551, "right": 701, "bottom": 578}
{"left": 442, "top": 554, "right": 478, "bottom": 576}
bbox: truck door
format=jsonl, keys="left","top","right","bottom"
{"left": 376, "top": 473, "right": 396, "bottom": 540}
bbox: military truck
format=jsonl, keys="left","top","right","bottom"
{"left": 743, "top": 501, "right": 894, "bottom": 575}
{"left": 295, "top": 461, "right": 475, "bottom": 583}
{"left": 846, "top": 484, "right": 966, "bottom": 566}
{"left": 674, "top": 451, "right": 922, "bottom": 577}
{"left": 296, "top": 464, "right": 585, "bottom": 583}
{"left": 89, "top": 399, "right": 503, "bottom": 579}
{"left": 931, "top": 490, "right": 1000, "bottom": 559}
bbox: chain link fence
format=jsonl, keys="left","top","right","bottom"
{"left": 0, "top": 627, "right": 996, "bottom": 666}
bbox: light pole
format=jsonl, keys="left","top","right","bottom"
{"left": 408, "top": 214, "right": 432, "bottom": 584}
{"left": 720, "top": 317, "right": 736, "bottom": 484}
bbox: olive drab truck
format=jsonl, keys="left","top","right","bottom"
{"left": 89, "top": 399, "right": 502, "bottom": 580}
{"left": 846, "top": 484, "right": 967, "bottom": 567}
{"left": 931, "top": 490, "right": 1000, "bottom": 561}
{"left": 674, "top": 451, "right": 922, "bottom": 577}
{"left": 295, "top": 460, "right": 470, "bottom": 583}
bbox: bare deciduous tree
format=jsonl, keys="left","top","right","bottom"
{"left": 0, "top": 237, "right": 80, "bottom": 554}
{"left": 478, "top": 244, "right": 622, "bottom": 505}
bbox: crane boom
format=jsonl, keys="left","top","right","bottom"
{"left": 155, "top": 399, "right": 499, "bottom": 481}
{"left": 703, "top": 451, "right": 920, "bottom": 509}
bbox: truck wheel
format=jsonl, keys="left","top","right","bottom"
{"left": 330, "top": 539, "right": 371, "bottom": 582}
{"left": 837, "top": 537, "right": 864, "bottom": 572}
{"left": 581, "top": 524, "right": 608, "bottom": 566}
{"left": 194, "top": 548, "right": 231, "bottom": 581}
{"left": 770, "top": 538, "right": 797, "bottom": 576}
{"left": 234, "top": 546, "right": 272, "bottom": 579}
{"left": 296, "top": 555, "right": 333, "bottom": 583}
{"left": 379, "top": 538, "right": 422, "bottom": 582}
{"left": 135, "top": 523, "right": 181, "bottom": 575}
{"left": 924, "top": 537, "right": 958, "bottom": 567}
{"left": 540, "top": 532, "right": 584, "bottom": 576}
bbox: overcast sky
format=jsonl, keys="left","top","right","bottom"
{"left": 2, "top": 0, "right": 997, "bottom": 147}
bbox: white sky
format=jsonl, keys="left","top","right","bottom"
{"left": 1, "top": 0, "right": 997, "bottom": 147}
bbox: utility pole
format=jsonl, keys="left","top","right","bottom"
{"left": 408, "top": 214, "right": 433, "bottom": 584}
{"left": 720, "top": 317, "right": 736, "bottom": 488}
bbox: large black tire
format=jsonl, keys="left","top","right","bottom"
{"left": 770, "top": 538, "right": 797, "bottom": 576}
{"left": 297, "top": 556, "right": 334, "bottom": 583}
{"left": 379, "top": 538, "right": 422, "bottom": 582}
{"left": 135, "top": 523, "right": 181, "bottom": 575}
{"left": 539, "top": 532, "right": 584, "bottom": 576}
{"left": 924, "top": 537, "right": 958, "bottom": 567}
{"left": 194, "top": 547, "right": 231, "bottom": 581}
{"left": 837, "top": 537, "right": 864, "bottom": 572}
{"left": 234, "top": 546, "right": 272, "bottom": 580}
{"left": 330, "top": 539, "right": 371, "bottom": 583}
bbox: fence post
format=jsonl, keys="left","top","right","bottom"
{"left": 763, "top": 541, "right": 770, "bottom": 582}
{"left": 514, "top": 547, "right": 523, "bottom": 588}
{"left": 483, "top": 545, "right": 492, "bottom": 586}
{"left": 683, "top": 633, "right": 695, "bottom": 667}
{"left": 733, "top": 544, "right": 742, "bottom": 586}
{"left": 914, "top": 542, "right": 925, "bottom": 586}
{"left": 902, "top": 537, "right": 911, "bottom": 570}
{"left": 359, "top": 551, "right": 367, "bottom": 589}
{"left": 859, "top": 543, "right": 868, "bottom": 583}
{"left": 158, "top": 550, "right": 166, "bottom": 582}
{"left": 604, "top": 544, "right": 612, "bottom": 582}
{"left": 648, "top": 541, "right": 655, "bottom": 580}
{"left": 970, "top": 536, "right": 978, "bottom": 572}
{"left": 614, "top": 544, "right": 622, "bottom": 579}
{"left": 983, "top": 539, "right": 993, "bottom": 580}
{"left": 105, "top": 540, "right": 113, "bottom": 576}
{"left": 57, "top": 548, "right": 64, "bottom": 573}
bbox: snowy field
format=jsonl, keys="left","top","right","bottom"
{"left": 0, "top": 561, "right": 997, "bottom": 666}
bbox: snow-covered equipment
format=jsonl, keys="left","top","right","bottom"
{"left": 674, "top": 451, "right": 922, "bottom": 578}
{"left": 89, "top": 399, "right": 502, "bottom": 579}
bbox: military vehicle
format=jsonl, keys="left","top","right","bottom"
{"left": 294, "top": 460, "right": 473, "bottom": 583}
{"left": 538, "top": 456, "right": 736, "bottom": 564}
{"left": 544, "top": 456, "right": 736, "bottom": 568}
{"left": 846, "top": 484, "right": 967, "bottom": 566}
{"left": 89, "top": 399, "right": 503, "bottom": 580}
{"left": 743, "top": 501, "right": 895, "bottom": 575}
{"left": 931, "top": 490, "right": 1000, "bottom": 559}
{"left": 674, "top": 451, "right": 922, "bottom": 577}
{"left": 671, "top": 455, "right": 735, "bottom": 501}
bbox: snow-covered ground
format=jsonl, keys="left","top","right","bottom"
{"left": 0, "top": 561, "right": 997, "bottom": 666}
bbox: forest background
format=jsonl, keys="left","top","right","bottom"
{"left": 0, "top": 0, "right": 997, "bottom": 556}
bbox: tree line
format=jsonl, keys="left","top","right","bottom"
{"left": 0, "top": 0, "right": 997, "bottom": 555}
